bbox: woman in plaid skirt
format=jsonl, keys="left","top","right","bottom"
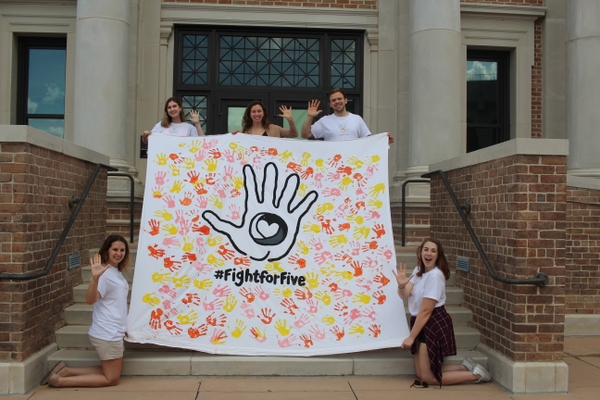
{"left": 393, "top": 238, "right": 492, "bottom": 387}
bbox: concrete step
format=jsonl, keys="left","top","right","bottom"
{"left": 47, "top": 348, "right": 488, "bottom": 377}
{"left": 58, "top": 311, "right": 478, "bottom": 351}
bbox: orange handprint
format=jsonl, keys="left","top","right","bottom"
{"left": 330, "top": 325, "right": 345, "bottom": 341}
{"left": 188, "top": 324, "right": 208, "bottom": 338}
{"left": 373, "top": 290, "right": 387, "bottom": 305}
{"left": 300, "top": 334, "right": 313, "bottom": 348}
{"left": 148, "top": 219, "right": 161, "bottom": 236}
{"left": 148, "top": 244, "right": 165, "bottom": 259}
{"left": 369, "top": 324, "right": 382, "bottom": 338}
{"left": 164, "top": 319, "right": 183, "bottom": 335}
{"left": 258, "top": 308, "right": 275, "bottom": 324}
{"left": 149, "top": 308, "right": 163, "bottom": 329}
{"left": 239, "top": 287, "right": 256, "bottom": 303}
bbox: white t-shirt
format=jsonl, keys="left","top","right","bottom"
{"left": 88, "top": 266, "right": 129, "bottom": 341}
{"left": 407, "top": 266, "right": 446, "bottom": 317}
{"left": 311, "top": 113, "right": 371, "bottom": 141}
{"left": 151, "top": 121, "right": 198, "bottom": 137}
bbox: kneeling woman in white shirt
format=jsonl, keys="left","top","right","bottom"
{"left": 46, "top": 235, "right": 130, "bottom": 388}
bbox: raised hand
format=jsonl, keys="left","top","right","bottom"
{"left": 89, "top": 254, "right": 108, "bottom": 280}
{"left": 278, "top": 105, "right": 293, "bottom": 120}
{"left": 392, "top": 263, "right": 412, "bottom": 289}
{"left": 202, "top": 162, "right": 318, "bottom": 262}
{"left": 306, "top": 99, "right": 322, "bottom": 118}
{"left": 189, "top": 109, "right": 200, "bottom": 124}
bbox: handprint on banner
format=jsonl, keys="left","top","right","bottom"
{"left": 202, "top": 162, "right": 319, "bottom": 262}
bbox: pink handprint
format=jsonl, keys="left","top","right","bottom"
{"left": 162, "top": 299, "right": 178, "bottom": 316}
{"left": 212, "top": 285, "right": 231, "bottom": 297}
{"left": 309, "top": 324, "right": 326, "bottom": 340}
{"left": 254, "top": 286, "right": 270, "bottom": 301}
{"left": 294, "top": 314, "right": 310, "bottom": 329}
{"left": 154, "top": 171, "right": 167, "bottom": 185}
{"left": 162, "top": 237, "right": 180, "bottom": 247}
{"left": 162, "top": 195, "right": 176, "bottom": 208}
{"left": 203, "top": 297, "right": 223, "bottom": 311}
{"left": 277, "top": 334, "right": 298, "bottom": 348}
{"left": 158, "top": 284, "right": 177, "bottom": 298}
{"left": 240, "top": 302, "right": 255, "bottom": 319}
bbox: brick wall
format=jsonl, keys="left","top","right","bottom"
{"left": 167, "top": 0, "right": 377, "bottom": 8}
{"left": 431, "top": 155, "right": 566, "bottom": 362}
{"left": 0, "top": 143, "right": 107, "bottom": 362}
{"left": 565, "top": 187, "right": 600, "bottom": 314}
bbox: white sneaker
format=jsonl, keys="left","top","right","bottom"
{"left": 472, "top": 364, "right": 492, "bottom": 383}
{"left": 461, "top": 356, "right": 476, "bottom": 372}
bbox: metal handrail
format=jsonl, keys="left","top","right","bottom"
{"left": 422, "top": 169, "right": 548, "bottom": 287}
{"left": 401, "top": 178, "right": 430, "bottom": 247}
{"left": 107, "top": 172, "right": 135, "bottom": 244}
{"left": 0, "top": 163, "right": 117, "bottom": 280}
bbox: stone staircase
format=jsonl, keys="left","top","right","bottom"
{"left": 49, "top": 246, "right": 488, "bottom": 376}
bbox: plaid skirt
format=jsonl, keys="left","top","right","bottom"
{"left": 409, "top": 305, "right": 457, "bottom": 387}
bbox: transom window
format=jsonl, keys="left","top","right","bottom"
{"left": 174, "top": 26, "right": 364, "bottom": 135}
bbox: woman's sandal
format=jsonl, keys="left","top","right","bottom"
{"left": 41, "top": 361, "right": 65, "bottom": 385}
{"left": 410, "top": 379, "right": 429, "bottom": 388}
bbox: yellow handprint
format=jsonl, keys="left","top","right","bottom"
{"left": 314, "top": 158, "right": 327, "bottom": 172}
{"left": 347, "top": 214, "right": 364, "bottom": 225}
{"left": 154, "top": 209, "right": 173, "bottom": 221}
{"left": 367, "top": 198, "right": 383, "bottom": 209}
{"left": 223, "top": 294, "right": 238, "bottom": 312}
{"left": 152, "top": 272, "right": 172, "bottom": 283}
{"left": 204, "top": 158, "right": 218, "bottom": 172}
{"left": 316, "top": 202, "right": 334, "bottom": 215}
{"left": 278, "top": 150, "right": 293, "bottom": 162}
{"left": 367, "top": 154, "right": 381, "bottom": 165}
{"left": 152, "top": 188, "right": 163, "bottom": 198}
{"left": 274, "top": 319, "right": 292, "bottom": 336}
{"left": 321, "top": 315, "right": 335, "bottom": 325}
{"left": 296, "top": 241, "right": 310, "bottom": 255}
{"left": 273, "top": 287, "right": 293, "bottom": 299}
{"left": 189, "top": 140, "right": 201, "bottom": 153}
{"left": 209, "top": 194, "right": 223, "bottom": 209}
{"left": 335, "top": 270, "right": 354, "bottom": 281}
{"left": 193, "top": 278, "right": 212, "bottom": 290}
{"left": 231, "top": 176, "right": 244, "bottom": 190}
{"left": 347, "top": 156, "right": 364, "bottom": 169}
{"left": 265, "top": 261, "right": 284, "bottom": 274}
{"left": 169, "top": 164, "right": 180, "bottom": 177}
{"left": 206, "top": 235, "right": 223, "bottom": 247}
{"left": 303, "top": 222, "right": 321, "bottom": 234}
{"left": 182, "top": 157, "right": 195, "bottom": 170}
{"left": 155, "top": 153, "right": 168, "bottom": 166}
{"left": 181, "top": 236, "right": 194, "bottom": 252}
{"left": 300, "top": 152, "right": 312, "bottom": 167}
{"left": 352, "top": 226, "right": 370, "bottom": 240}
{"left": 206, "top": 254, "right": 225, "bottom": 268}
{"left": 329, "top": 234, "right": 348, "bottom": 248}
{"left": 349, "top": 323, "right": 365, "bottom": 336}
{"left": 162, "top": 223, "right": 178, "bottom": 235}
{"left": 305, "top": 272, "right": 320, "bottom": 289}
{"left": 315, "top": 291, "right": 332, "bottom": 306}
{"left": 229, "top": 319, "right": 246, "bottom": 338}
{"left": 369, "top": 183, "right": 386, "bottom": 197}
{"left": 177, "top": 310, "right": 198, "bottom": 325}
{"left": 296, "top": 182, "right": 309, "bottom": 197}
{"left": 353, "top": 292, "right": 371, "bottom": 305}
{"left": 142, "top": 292, "right": 161, "bottom": 306}
{"left": 172, "top": 274, "right": 191, "bottom": 288}
{"left": 339, "top": 176, "right": 354, "bottom": 190}
{"left": 320, "top": 262, "right": 336, "bottom": 276}
{"left": 169, "top": 180, "right": 184, "bottom": 194}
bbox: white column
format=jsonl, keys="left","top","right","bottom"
{"left": 406, "top": 0, "right": 462, "bottom": 191}
{"left": 566, "top": 0, "right": 600, "bottom": 178}
{"left": 73, "top": 0, "right": 130, "bottom": 172}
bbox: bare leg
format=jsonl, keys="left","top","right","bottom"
{"left": 49, "top": 358, "right": 123, "bottom": 388}
{"left": 415, "top": 343, "right": 479, "bottom": 386}
{"left": 58, "top": 366, "right": 103, "bottom": 377}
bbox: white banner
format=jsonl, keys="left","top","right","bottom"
{"left": 127, "top": 132, "right": 409, "bottom": 355}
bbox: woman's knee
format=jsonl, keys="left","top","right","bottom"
{"left": 106, "top": 376, "right": 120, "bottom": 386}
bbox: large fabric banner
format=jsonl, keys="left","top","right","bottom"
{"left": 127, "top": 132, "right": 409, "bottom": 355}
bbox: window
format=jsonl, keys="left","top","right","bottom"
{"left": 17, "top": 37, "right": 67, "bottom": 138}
{"left": 466, "top": 50, "right": 509, "bottom": 152}
{"left": 174, "top": 26, "right": 364, "bottom": 135}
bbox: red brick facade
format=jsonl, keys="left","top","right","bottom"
{"left": 169, "top": 0, "right": 377, "bottom": 8}
{"left": 430, "top": 155, "right": 566, "bottom": 362}
{"left": 565, "top": 187, "right": 600, "bottom": 314}
{"left": 0, "top": 143, "right": 107, "bottom": 362}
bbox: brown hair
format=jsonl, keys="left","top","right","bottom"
{"left": 161, "top": 97, "right": 186, "bottom": 128}
{"left": 327, "top": 88, "right": 346, "bottom": 101}
{"left": 415, "top": 237, "right": 449, "bottom": 280}
{"left": 242, "top": 100, "right": 270, "bottom": 132}
{"left": 98, "top": 234, "right": 130, "bottom": 271}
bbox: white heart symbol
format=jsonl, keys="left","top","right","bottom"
{"left": 257, "top": 219, "right": 279, "bottom": 238}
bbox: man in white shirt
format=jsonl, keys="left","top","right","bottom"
{"left": 301, "top": 88, "right": 393, "bottom": 143}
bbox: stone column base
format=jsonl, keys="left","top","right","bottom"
{"left": 477, "top": 343, "right": 569, "bottom": 394}
{"left": 565, "top": 314, "right": 600, "bottom": 337}
{"left": 0, "top": 344, "right": 57, "bottom": 395}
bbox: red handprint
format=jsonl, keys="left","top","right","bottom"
{"left": 163, "top": 256, "right": 182, "bottom": 272}
{"left": 294, "top": 287, "right": 313, "bottom": 300}
{"left": 188, "top": 324, "right": 208, "bottom": 338}
{"left": 373, "top": 273, "right": 390, "bottom": 288}
{"left": 372, "top": 223, "right": 386, "bottom": 239}
{"left": 148, "top": 219, "right": 160, "bottom": 236}
{"left": 373, "top": 290, "right": 387, "bottom": 305}
{"left": 217, "top": 244, "right": 235, "bottom": 260}
{"left": 149, "top": 308, "right": 163, "bottom": 329}
{"left": 258, "top": 308, "right": 275, "bottom": 324}
{"left": 349, "top": 260, "right": 363, "bottom": 277}
{"left": 300, "top": 334, "right": 313, "bottom": 348}
{"left": 280, "top": 298, "right": 299, "bottom": 316}
{"left": 239, "top": 287, "right": 255, "bottom": 303}
{"left": 206, "top": 312, "right": 227, "bottom": 327}
{"left": 164, "top": 319, "right": 183, "bottom": 335}
{"left": 369, "top": 324, "right": 382, "bottom": 338}
{"left": 148, "top": 244, "right": 165, "bottom": 259}
{"left": 182, "top": 293, "right": 201, "bottom": 306}
{"left": 233, "top": 256, "right": 251, "bottom": 267}
{"left": 330, "top": 325, "right": 345, "bottom": 341}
